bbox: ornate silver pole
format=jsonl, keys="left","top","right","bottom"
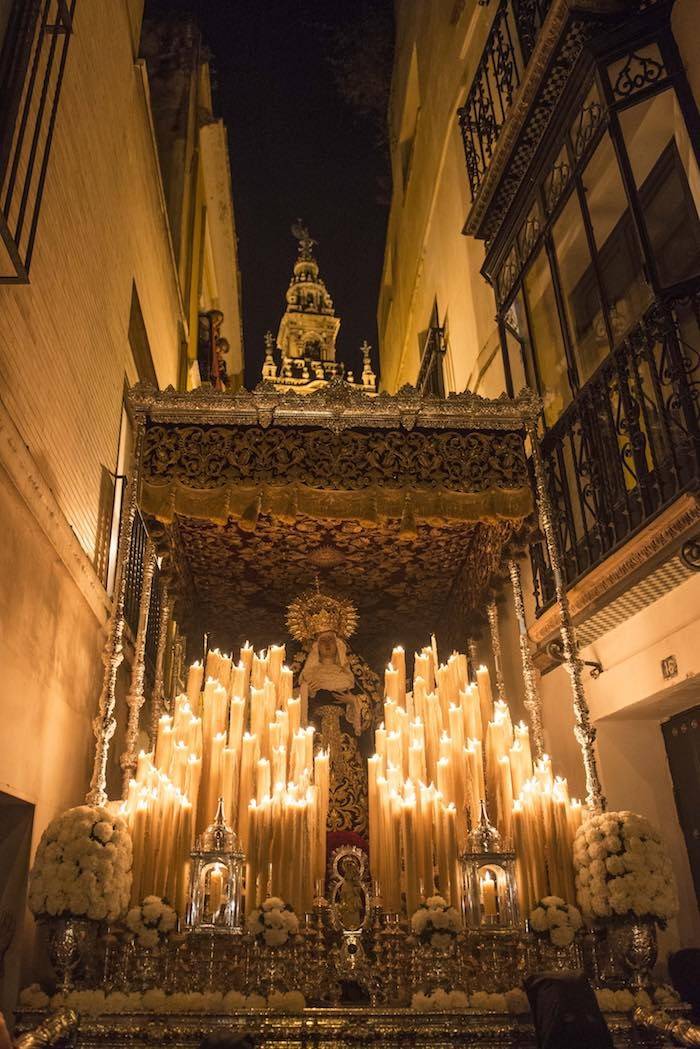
{"left": 120, "top": 537, "right": 157, "bottom": 796}
{"left": 486, "top": 600, "right": 507, "bottom": 703}
{"left": 149, "top": 585, "right": 173, "bottom": 746}
{"left": 466, "top": 637, "right": 479, "bottom": 683}
{"left": 86, "top": 425, "right": 144, "bottom": 807}
{"left": 172, "top": 629, "right": 185, "bottom": 696}
{"left": 526, "top": 419, "right": 605, "bottom": 812}
{"left": 508, "top": 557, "right": 545, "bottom": 760}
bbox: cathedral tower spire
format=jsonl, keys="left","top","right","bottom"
{"left": 260, "top": 222, "right": 376, "bottom": 394}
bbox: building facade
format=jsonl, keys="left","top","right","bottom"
{"left": 0, "top": 0, "right": 242, "bottom": 1009}
{"left": 380, "top": 0, "right": 700, "bottom": 958}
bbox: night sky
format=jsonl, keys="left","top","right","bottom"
{"left": 149, "top": 0, "right": 393, "bottom": 388}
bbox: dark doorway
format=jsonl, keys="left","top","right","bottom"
{"left": 662, "top": 704, "right": 700, "bottom": 906}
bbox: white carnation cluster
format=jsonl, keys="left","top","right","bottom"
{"left": 28, "top": 806, "right": 132, "bottom": 923}
{"left": 573, "top": 811, "right": 678, "bottom": 924}
{"left": 245, "top": 896, "right": 299, "bottom": 947}
{"left": 24, "top": 987, "right": 305, "bottom": 1016}
{"left": 528, "top": 895, "right": 583, "bottom": 947}
{"left": 411, "top": 988, "right": 529, "bottom": 1013}
{"left": 125, "top": 896, "right": 177, "bottom": 948}
{"left": 410, "top": 896, "right": 461, "bottom": 950}
{"left": 595, "top": 988, "right": 654, "bottom": 1013}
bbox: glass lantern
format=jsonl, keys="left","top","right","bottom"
{"left": 186, "top": 797, "right": 245, "bottom": 933}
{"left": 460, "top": 801, "right": 520, "bottom": 931}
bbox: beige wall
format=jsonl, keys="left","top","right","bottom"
{"left": 533, "top": 571, "right": 700, "bottom": 954}
{"left": 0, "top": 0, "right": 194, "bottom": 997}
{"left": 379, "top": 1, "right": 504, "bottom": 394}
{"left": 0, "top": 1, "right": 184, "bottom": 562}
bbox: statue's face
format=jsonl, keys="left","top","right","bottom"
{"left": 317, "top": 631, "right": 338, "bottom": 662}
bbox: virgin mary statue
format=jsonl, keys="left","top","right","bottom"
{"left": 287, "top": 588, "right": 377, "bottom": 840}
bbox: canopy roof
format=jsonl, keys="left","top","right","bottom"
{"left": 129, "top": 380, "right": 539, "bottom": 665}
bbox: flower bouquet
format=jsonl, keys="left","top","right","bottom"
{"left": 245, "top": 897, "right": 299, "bottom": 948}
{"left": 245, "top": 897, "right": 300, "bottom": 997}
{"left": 122, "top": 896, "right": 178, "bottom": 990}
{"left": 573, "top": 811, "right": 679, "bottom": 987}
{"left": 528, "top": 895, "right": 583, "bottom": 971}
{"left": 28, "top": 805, "right": 132, "bottom": 991}
{"left": 28, "top": 805, "right": 132, "bottom": 923}
{"left": 528, "top": 896, "right": 583, "bottom": 947}
{"left": 573, "top": 811, "right": 678, "bottom": 925}
{"left": 125, "top": 896, "right": 178, "bottom": 949}
{"left": 410, "top": 896, "right": 462, "bottom": 950}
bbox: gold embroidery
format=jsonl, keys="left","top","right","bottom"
{"left": 314, "top": 703, "right": 368, "bottom": 837}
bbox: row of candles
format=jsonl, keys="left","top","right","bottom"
{"left": 121, "top": 642, "right": 329, "bottom": 917}
{"left": 369, "top": 644, "right": 583, "bottom": 918}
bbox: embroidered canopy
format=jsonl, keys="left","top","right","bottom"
{"left": 129, "top": 381, "right": 538, "bottom": 665}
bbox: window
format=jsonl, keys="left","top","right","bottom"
{"left": 581, "top": 131, "right": 651, "bottom": 345}
{"left": 0, "top": 0, "right": 74, "bottom": 282}
{"left": 522, "top": 247, "right": 571, "bottom": 425}
{"left": 417, "top": 303, "right": 445, "bottom": 396}
{"left": 493, "top": 33, "right": 700, "bottom": 429}
{"left": 619, "top": 89, "right": 700, "bottom": 288}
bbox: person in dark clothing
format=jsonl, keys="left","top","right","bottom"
{"left": 524, "top": 972, "right": 614, "bottom": 1049}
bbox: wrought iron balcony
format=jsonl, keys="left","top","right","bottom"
{"left": 530, "top": 287, "right": 700, "bottom": 615}
{"left": 458, "top": 0, "right": 553, "bottom": 203}
{"left": 0, "top": 0, "right": 74, "bottom": 282}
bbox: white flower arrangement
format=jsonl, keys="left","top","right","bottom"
{"left": 595, "top": 988, "right": 654, "bottom": 1013}
{"left": 28, "top": 805, "right": 132, "bottom": 923}
{"left": 39, "top": 988, "right": 304, "bottom": 1015}
{"left": 125, "top": 896, "right": 178, "bottom": 948}
{"left": 573, "top": 811, "right": 679, "bottom": 925}
{"left": 410, "top": 988, "right": 529, "bottom": 1014}
{"left": 528, "top": 895, "right": 583, "bottom": 947}
{"left": 245, "top": 896, "right": 299, "bottom": 947}
{"left": 410, "top": 895, "right": 462, "bottom": 950}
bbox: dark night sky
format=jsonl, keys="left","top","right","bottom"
{"left": 151, "top": 0, "right": 393, "bottom": 388}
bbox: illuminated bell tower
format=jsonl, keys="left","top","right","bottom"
{"left": 261, "top": 222, "right": 376, "bottom": 393}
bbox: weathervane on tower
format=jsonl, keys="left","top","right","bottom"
{"left": 259, "top": 222, "right": 377, "bottom": 394}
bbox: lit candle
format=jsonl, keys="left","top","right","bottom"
{"left": 459, "top": 684, "right": 482, "bottom": 742}
{"left": 237, "top": 734, "right": 257, "bottom": 850}
{"left": 384, "top": 664, "right": 399, "bottom": 702}
{"left": 256, "top": 757, "right": 271, "bottom": 803}
{"left": 476, "top": 665, "right": 493, "bottom": 735}
{"left": 209, "top": 864, "right": 225, "bottom": 915}
{"left": 186, "top": 661, "right": 204, "bottom": 709}
{"left": 481, "top": 871, "right": 497, "bottom": 919}
{"left": 228, "top": 696, "right": 246, "bottom": 749}
{"left": 287, "top": 696, "right": 301, "bottom": 738}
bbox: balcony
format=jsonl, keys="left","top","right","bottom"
{"left": 530, "top": 287, "right": 700, "bottom": 618}
{"left": 458, "top": 0, "right": 552, "bottom": 202}
{"left": 458, "top": 0, "right": 635, "bottom": 243}
{"left": 0, "top": 0, "right": 74, "bottom": 282}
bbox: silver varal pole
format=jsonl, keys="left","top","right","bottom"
{"left": 508, "top": 557, "right": 545, "bottom": 760}
{"left": 486, "top": 599, "right": 507, "bottom": 703}
{"left": 86, "top": 424, "right": 144, "bottom": 807}
{"left": 149, "top": 584, "right": 173, "bottom": 746}
{"left": 120, "top": 537, "right": 157, "bottom": 796}
{"left": 526, "top": 419, "right": 605, "bottom": 811}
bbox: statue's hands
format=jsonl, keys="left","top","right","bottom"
{"left": 332, "top": 692, "right": 362, "bottom": 735}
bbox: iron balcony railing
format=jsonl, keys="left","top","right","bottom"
{"left": 530, "top": 287, "right": 700, "bottom": 614}
{"left": 458, "top": 0, "right": 552, "bottom": 201}
{"left": 124, "top": 509, "right": 162, "bottom": 678}
{"left": 0, "top": 0, "right": 74, "bottom": 282}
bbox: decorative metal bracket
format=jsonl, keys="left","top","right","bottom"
{"left": 680, "top": 535, "right": 700, "bottom": 572}
{"left": 546, "top": 638, "right": 603, "bottom": 679}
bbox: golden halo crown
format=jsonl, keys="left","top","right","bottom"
{"left": 286, "top": 587, "right": 358, "bottom": 645}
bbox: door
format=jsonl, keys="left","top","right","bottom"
{"left": 662, "top": 704, "right": 700, "bottom": 906}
